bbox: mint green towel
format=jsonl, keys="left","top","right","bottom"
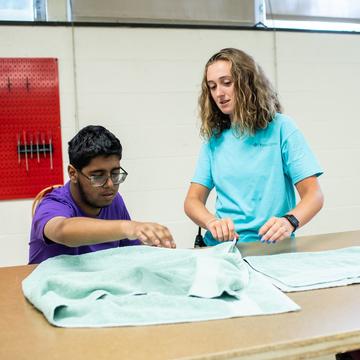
{"left": 22, "top": 241, "right": 299, "bottom": 327}
{"left": 245, "top": 246, "right": 360, "bottom": 292}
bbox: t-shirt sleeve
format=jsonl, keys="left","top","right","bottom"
{"left": 191, "top": 142, "right": 214, "bottom": 190}
{"left": 32, "top": 196, "right": 75, "bottom": 244}
{"left": 116, "top": 194, "right": 131, "bottom": 220}
{"left": 115, "top": 194, "right": 142, "bottom": 246}
{"left": 281, "top": 126, "right": 323, "bottom": 185}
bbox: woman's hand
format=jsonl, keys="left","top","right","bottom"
{"left": 206, "top": 217, "right": 239, "bottom": 242}
{"left": 258, "top": 217, "right": 294, "bottom": 243}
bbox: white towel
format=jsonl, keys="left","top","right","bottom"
{"left": 22, "top": 241, "right": 299, "bottom": 327}
{"left": 245, "top": 246, "right": 360, "bottom": 292}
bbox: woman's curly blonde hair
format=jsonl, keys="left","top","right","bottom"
{"left": 199, "top": 48, "right": 282, "bottom": 139}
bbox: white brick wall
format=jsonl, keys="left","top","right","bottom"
{"left": 0, "top": 26, "right": 359, "bottom": 266}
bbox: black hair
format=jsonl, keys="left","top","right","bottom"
{"left": 68, "top": 125, "right": 122, "bottom": 170}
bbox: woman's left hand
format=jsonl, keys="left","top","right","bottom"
{"left": 258, "top": 217, "right": 294, "bottom": 243}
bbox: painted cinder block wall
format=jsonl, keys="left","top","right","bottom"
{"left": 0, "top": 25, "right": 359, "bottom": 266}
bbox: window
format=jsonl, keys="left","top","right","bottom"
{"left": 265, "top": 0, "right": 360, "bottom": 33}
{"left": 0, "top": 0, "right": 34, "bottom": 21}
{"left": 0, "top": 0, "right": 46, "bottom": 21}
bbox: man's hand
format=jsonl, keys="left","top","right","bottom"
{"left": 128, "top": 221, "right": 176, "bottom": 248}
{"left": 258, "top": 217, "right": 293, "bottom": 243}
{"left": 205, "top": 217, "right": 239, "bottom": 242}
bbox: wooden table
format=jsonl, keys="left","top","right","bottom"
{"left": 1, "top": 231, "right": 360, "bottom": 360}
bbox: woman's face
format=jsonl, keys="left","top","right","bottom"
{"left": 206, "top": 60, "right": 235, "bottom": 117}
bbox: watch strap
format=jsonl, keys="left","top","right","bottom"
{"left": 282, "top": 214, "right": 299, "bottom": 232}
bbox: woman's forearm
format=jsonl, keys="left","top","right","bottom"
{"left": 292, "top": 177, "right": 324, "bottom": 229}
{"left": 184, "top": 183, "right": 216, "bottom": 228}
{"left": 184, "top": 197, "right": 216, "bottom": 229}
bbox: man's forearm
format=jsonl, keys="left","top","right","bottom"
{"left": 45, "top": 216, "right": 175, "bottom": 248}
{"left": 45, "top": 217, "right": 135, "bottom": 247}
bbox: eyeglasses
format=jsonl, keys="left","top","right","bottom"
{"left": 78, "top": 167, "right": 128, "bottom": 187}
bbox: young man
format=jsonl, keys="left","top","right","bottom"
{"left": 29, "top": 125, "right": 175, "bottom": 264}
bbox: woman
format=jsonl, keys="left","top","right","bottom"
{"left": 184, "top": 48, "right": 324, "bottom": 245}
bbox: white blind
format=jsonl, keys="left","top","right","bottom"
{"left": 70, "top": 0, "right": 263, "bottom": 26}
{"left": 266, "top": 0, "right": 360, "bottom": 23}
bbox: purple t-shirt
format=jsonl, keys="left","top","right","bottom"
{"left": 29, "top": 181, "right": 141, "bottom": 264}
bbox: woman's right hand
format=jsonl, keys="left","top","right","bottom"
{"left": 205, "top": 217, "right": 239, "bottom": 242}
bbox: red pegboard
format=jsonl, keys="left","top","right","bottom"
{"left": 0, "top": 58, "right": 63, "bottom": 200}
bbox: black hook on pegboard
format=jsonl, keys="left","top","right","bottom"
{"left": 7, "top": 77, "right": 12, "bottom": 92}
{"left": 26, "top": 77, "right": 30, "bottom": 91}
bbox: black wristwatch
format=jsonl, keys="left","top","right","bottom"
{"left": 282, "top": 214, "right": 299, "bottom": 232}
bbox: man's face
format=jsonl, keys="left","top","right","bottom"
{"left": 75, "top": 155, "right": 121, "bottom": 213}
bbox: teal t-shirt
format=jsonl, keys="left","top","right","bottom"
{"left": 192, "top": 113, "right": 323, "bottom": 245}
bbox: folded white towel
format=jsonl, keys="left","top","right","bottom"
{"left": 245, "top": 246, "right": 360, "bottom": 292}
